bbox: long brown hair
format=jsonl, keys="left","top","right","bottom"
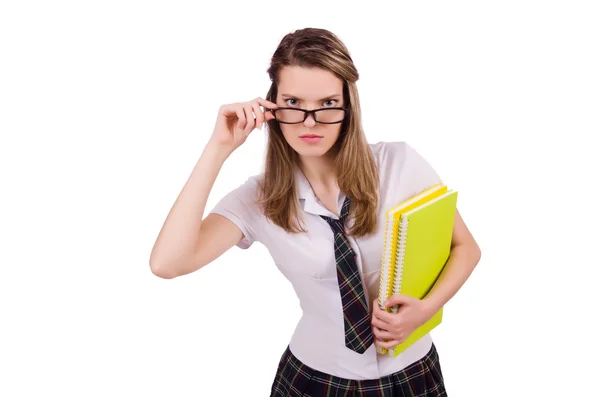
{"left": 256, "top": 28, "right": 379, "bottom": 238}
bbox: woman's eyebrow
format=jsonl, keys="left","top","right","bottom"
{"left": 281, "top": 93, "right": 342, "bottom": 100}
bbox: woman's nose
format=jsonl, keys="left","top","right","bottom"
{"left": 304, "top": 112, "right": 317, "bottom": 127}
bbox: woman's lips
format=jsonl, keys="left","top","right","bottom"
{"left": 300, "top": 135, "right": 323, "bottom": 143}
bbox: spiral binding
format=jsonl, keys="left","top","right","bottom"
{"left": 390, "top": 217, "right": 408, "bottom": 315}
{"left": 378, "top": 212, "right": 406, "bottom": 355}
{"left": 387, "top": 216, "right": 410, "bottom": 356}
{"left": 377, "top": 213, "right": 391, "bottom": 310}
{"left": 377, "top": 212, "right": 397, "bottom": 355}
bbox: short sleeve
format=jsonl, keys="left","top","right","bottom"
{"left": 378, "top": 141, "right": 443, "bottom": 197}
{"left": 208, "top": 177, "right": 261, "bottom": 249}
{"left": 403, "top": 142, "right": 443, "bottom": 191}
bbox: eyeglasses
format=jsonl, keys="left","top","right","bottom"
{"left": 268, "top": 106, "right": 348, "bottom": 124}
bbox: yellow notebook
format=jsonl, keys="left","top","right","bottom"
{"left": 377, "top": 185, "right": 458, "bottom": 356}
{"left": 377, "top": 184, "right": 446, "bottom": 316}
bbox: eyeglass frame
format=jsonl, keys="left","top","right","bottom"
{"left": 267, "top": 105, "right": 350, "bottom": 124}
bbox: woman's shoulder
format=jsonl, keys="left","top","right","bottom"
{"left": 369, "top": 140, "right": 410, "bottom": 152}
{"left": 369, "top": 140, "right": 412, "bottom": 167}
{"left": 370, "top": 140, "right": 441, "bottom": 182}
{"left": 224, "top": 173, "right": 263, "bottom": 202}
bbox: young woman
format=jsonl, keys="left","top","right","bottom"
{"left": 150, "top": 27, "right": 481, "bottom": 396}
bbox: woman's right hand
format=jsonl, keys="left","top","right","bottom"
{"left": 209, "top": 97, "right": 278, "bottom": 153}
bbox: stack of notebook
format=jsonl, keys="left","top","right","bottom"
{"left": 377, "top": 183, "right": 458, "bottom": 356}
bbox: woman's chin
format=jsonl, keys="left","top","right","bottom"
{"left": 295, "top": 146, "right": 331, "bottom": 158}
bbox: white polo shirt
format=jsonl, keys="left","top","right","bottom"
{"left": 209, "top": 141, "right": 443, "bottom": 380}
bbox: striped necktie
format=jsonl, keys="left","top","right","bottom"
{"left": 320, "top": 196, "right": 374, "bottom": 354}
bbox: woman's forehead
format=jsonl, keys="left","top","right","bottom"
{"left": 278, "top": 66, "right": 343, "bottom": 99}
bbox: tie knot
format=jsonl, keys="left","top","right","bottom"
{"left": 322, "top": 216, "right": 344, "bottom": 234}
{"left": 320, "top": 196, "right": 351, "bottom": 234}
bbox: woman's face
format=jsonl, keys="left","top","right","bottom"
{"left": 275, "top": 66, "right": 345, "bottom": 158}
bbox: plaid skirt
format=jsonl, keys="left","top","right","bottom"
{"left": 269, "top": 343, "right": 446, "bottom": 397}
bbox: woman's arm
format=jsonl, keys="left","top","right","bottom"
{"left": 149, "top": 97, "right": 277, "bottom": 278}
{"left": 149, "top": 142, "right": 238, "bottom": 278}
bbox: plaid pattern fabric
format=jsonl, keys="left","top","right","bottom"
{"left": 320, "top": 197, "right": 374, "bottom": 354}
{"left": 270, "top": 343, "right": 447, "bottom": 396}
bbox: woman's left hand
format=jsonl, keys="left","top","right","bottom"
{"left": 371, "top": 295, "right": 434, "bottom": 349}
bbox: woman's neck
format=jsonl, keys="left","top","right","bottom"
{"left": 298, "top": 152, "right": 339, "bottom": 195}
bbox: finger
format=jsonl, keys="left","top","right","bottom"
{"left": 235, "top": 106, "right": 246, "bottom": 131}
{"left": 259, "top": 102, "right": 276, "bottom": 122}
{"left": 371, "top": 316, "right": 389, "bottom": 330}
{"left": 385, "top": 294, "right": 415, "bottom": 308}
{"left": 250, "top": 102, "right": 264, "bottom": 130}
{"left": 372, "top": 326, "right": 393, "bottom": 340}
{"left": 373, "top": 299, "right": 385, "bottom": 315}
{"left": 256, "top": 97, "right": 278, "bottom": 109}
{"left": 243, "top": 105, "right": 255, "bottom": 135}
{"left": 257, "top": 100, "right": 277, "bottom": 123}
{"left": 375, "top": 334, "right": 404, "bottom": 347}
{"left": 374, "top": 310, "right": 394, "bottom": 325}
{"left": 374, "top": 309, "right": 396, "bottom": 324}
{"left": 375, "top": 339, "right": 403, "bottom": 350}
{"left": 219, "top": 103, "right": 238, "bottom": 116}
{"left": 374, "top": 298, "right": 391, "bottom": 311}
{"left": 264, "top": 108, "right": 276, "bottom": 121}
{"left": 372, "top": 304, "right": 390, "bottom": 324}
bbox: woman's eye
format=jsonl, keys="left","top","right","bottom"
{"left": 285, "top": 99, "right": 338, "bottom": 107}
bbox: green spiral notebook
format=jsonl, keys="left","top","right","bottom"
{"left": 377, "top": 185, "right": 458, "bottom": 356}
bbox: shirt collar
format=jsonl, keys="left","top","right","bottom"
{"left": 294, "top": 166, "right": 346, "bottom": 219}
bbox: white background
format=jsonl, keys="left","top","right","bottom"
{"left": 1, "top": 1, "right": 599, "bottom": 396}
